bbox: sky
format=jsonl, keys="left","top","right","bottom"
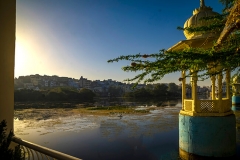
{"left": 15, "top": 0, "right": 224, "bottom": 85}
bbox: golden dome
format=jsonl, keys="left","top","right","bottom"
{"left": 184, "top": 0, "right": 220, "bottom": 40}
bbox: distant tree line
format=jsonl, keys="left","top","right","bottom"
{"left": 14, "top": 87, "right": 96, "bottom": 102}
{"left": 14, "top": 83, "right": 181, "bottom": 102}
{"left": 123, "top": 83, "right": 181, "bottom": 99}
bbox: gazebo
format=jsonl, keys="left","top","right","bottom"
{"left": 168, "top": 0, "right": 236, "bottom": 159}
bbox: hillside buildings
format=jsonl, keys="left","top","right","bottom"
{"left": 14, "top": 74, "right": 213, "bottom": 95}
{"left": 14, "top": 74, "right": 143, "bottom": 94}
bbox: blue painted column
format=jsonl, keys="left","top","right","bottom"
{"left": 232, "top": 96, "right": 240, "bottom": 111}
{"left": 179, "top": 114, "right": 236, "bottom": 159}
{"left": 232, "top": 75, "right": 240, "bottom": 111}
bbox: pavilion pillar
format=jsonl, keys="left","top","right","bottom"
{"left": 226, "top": 69, "right": 230, "bottom": 99}
{"left": 191, "top": 71, "right": 198, "bottom": 112}
{"left": 181, "top": 71, "right": 186, "bottom": 110}
{"left": 211, "top": 76, "right": 216, "bottom": 100}
{"left": 0, "top": 0, "right": 16, "bottom": 133}
{"left": 218, "top": 73, "right": 223, "bottom": 112}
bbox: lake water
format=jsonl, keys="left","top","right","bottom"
{"left": 14, "top": 100, "right": 240, "bottom": 159}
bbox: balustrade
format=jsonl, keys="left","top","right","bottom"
{"left": 12, "top": 137, "right": 81, "bottom": 160}
{"left": 183, "top": 99, "right": 232, "bottom": 116}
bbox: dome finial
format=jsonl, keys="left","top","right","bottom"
{"left": 193, "top": 0, "right": 211, "bottom": 14}
{"left": 200, "top": 0, "right": 205, "bottom": 8}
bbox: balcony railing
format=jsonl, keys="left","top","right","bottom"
{"left": 12, "top": 136, "right": 81, "bottom": 160}
{"left": 182, "top": 99, "right": 232, "bottom": 116}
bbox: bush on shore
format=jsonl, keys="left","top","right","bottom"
{"left": 0, "top": 120, "right": 24, "bottom": 160}
{"left": 14, "top": 87, "right": 96, "bottom": 102}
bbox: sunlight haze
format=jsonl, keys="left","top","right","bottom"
{"left": 15, "top": 0, "right": 223, "bottom": 85}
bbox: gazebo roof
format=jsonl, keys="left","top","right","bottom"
{"left": 167, "top": 36, "right": 217, "bottom": 51}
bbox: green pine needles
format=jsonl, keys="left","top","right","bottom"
{"left": 0, "top": 120, "right": 24, "bottom": 160}
{"left": 108, "top": 0, "right": 240, "bottom": 85}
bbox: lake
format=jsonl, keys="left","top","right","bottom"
{"left": 14, "top": 100, "right": 240, "bottom": 159}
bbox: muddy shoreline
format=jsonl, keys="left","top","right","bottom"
{"left": 14, "top": 101, "right": 94, "bottom": 109}
{"left": 14, "top": 100, "right": 180, "bottom": 109}
{"left": 14, "top": 101, "right": 181, "bottom": 121}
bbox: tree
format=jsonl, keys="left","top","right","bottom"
{"left": 145, "top": 84, "right": 154, "bottom": 91}
{"left": 0, "top": 120, "right": 24, "bottom": 160}
{"left": 216, "top": 0, "right": 240, "bottom": 47}
{"left": 152, "top": 84, "right": 168, "bottom": 96}
{"left": 124, "top": 87, "right": 151, "bottom": 98}
{"left": 14, "top": 87, "right": 96, "bottom": 102}
{"left": 108, "top": 86, "right": 123, "bottom": 97}
{"left": 79, "top": 88, "right": 96, "bottom": 102}
{"left": 14, "top": 89, "right": 45, "bottom": 102}
{"left": 108, "top": 0, "right": 240, "bottom": 84}
{"left": 168, "top": 83, "right": 178, "bottom": 93}
{"left": 133, "top": 88, "right": 151, "bottom": 98}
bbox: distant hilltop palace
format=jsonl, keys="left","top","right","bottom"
{"left": 14, "top": 74, "right": 217, "bottom": 94}
{"left": 14, "top": 74, "right": 147, "bottom": 93}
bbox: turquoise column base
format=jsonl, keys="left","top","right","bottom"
{"left": 232, "top": 105, "right": 240, "bottom": 111}
{"left": 232, "top": 95, "right": 240, "bottom": 111}
{"left": 179, "top": 114, "right": 236, "bottom": 159}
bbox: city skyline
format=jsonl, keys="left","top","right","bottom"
{"left": 15, "top": 0, "right": 223, "bottom": 85}
{"left": 14, "top": 73, "right": 213, "bottom": 88}
{"left": 14, "top": 73, "right": 169, "bottom": 84}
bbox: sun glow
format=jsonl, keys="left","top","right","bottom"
{"left": 15, "top": 41, "right": 26, "bottom": 64}
{"left": 14, "top": 40, "right": 29, "bottom": 76}
{"left": 14, "top": 37, "right": 53, "bottom": 77}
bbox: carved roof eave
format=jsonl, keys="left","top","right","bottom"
{"left": 167, "top": 36, "right": 218, "bottom": 52}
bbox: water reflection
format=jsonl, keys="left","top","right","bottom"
{"left": 13, "top": 99, "right": 240, "bottom": 159}
{"left": 14, "top": 100, "right": 181, "bottom": 159}
{"left": 95, "top": 97, "right": 182, "bottom": 108}
{"left": 99, "top": 108, "right": 179, "bottom": 141}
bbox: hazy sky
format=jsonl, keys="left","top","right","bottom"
{"left": 15, "top": 0, "right": 223, "bottom": 85}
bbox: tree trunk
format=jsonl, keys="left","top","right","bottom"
{"left": 215, "top": 0, "right": 240, "bottom": 47}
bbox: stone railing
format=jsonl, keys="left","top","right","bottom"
{"left": 183, "top": 99, "right": 232, "bottom": 116}
{"left": 12, "top": 137, "right": 81, "bottom": 160}
{"left": 183, "top": 100, "right": 194, "bottom": 112}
